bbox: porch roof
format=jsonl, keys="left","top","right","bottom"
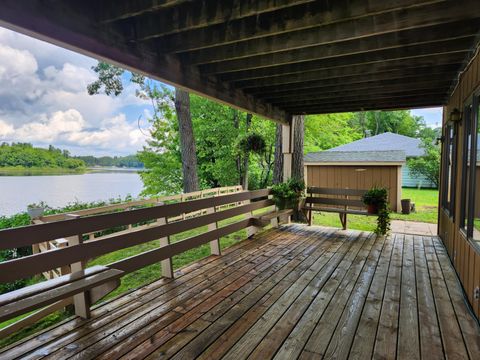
{"left": 0, "top": 1, "right": 479, "bottom": 123}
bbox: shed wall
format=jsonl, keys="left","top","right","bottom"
{"left": 305, "top": 165, "right": 401, "bottom": 212}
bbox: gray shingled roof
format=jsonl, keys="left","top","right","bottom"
{"left": 327, "top": 132, "right": 424, "bottom": 157}
{"left": 304, "top": 150, "right": 406, "bottom": 163}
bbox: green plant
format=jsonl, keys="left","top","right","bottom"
{"left": 362, "top": 187, "right": 390, "bottom": 235}
{"left": 375, "top": 207, "right": 391, "bottom": 236}
{"left": 270, "top": 178, "right": 305, "bottom": 210}
{"left": 361, "top": 187, "right": 388, "bottom": 206}
{"left": 27, "top": 201, "right": 47, "bottom": 210}
{"left": 237, "top": 133, "right": 266, "bottom": 154}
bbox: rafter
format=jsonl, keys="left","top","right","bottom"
{"left": 194, "top": 22, "right": 477, "bottom": 76}
{"left": 246, "top": 65, "right": 460, "bottom": 95}
{"left": 151, "top": 1, "right": 473, "bottom": 54}
{"left": 234, "top": 53, "right": 466, "bottom": 89}
{"left": 219, "top": 38, "right": 472, "bottom": 82}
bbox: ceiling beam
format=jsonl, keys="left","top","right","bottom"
{"left": 260, "top": 79, "right": 453, "bottom": 102}
{"left": 219, "top": 38, "right": 472, "bottom": 82}
{"left": 195, "top": 22, "right": 477, "bottom": 75}
{"left": 245, "top": 65, "right": 460, "bottom": 95}
{"left": 98, "top": 0, "right": 193, "bottom": 22}
{"left": 234, "top": 53, "right": 466, "bottom": 89}
{"left": 285, "top": 98, "right": 445, "bottom": 114}
{"left": 272, "top": 89, "right": 449, "bottom": 107}
{"left": 0, "top": 1, "right": 289, "bottom": 125}
{"left": 114, "top": 0, "right": 316, "bottom": 37}
{"left": 152, "top": 0, "right": 474, "bottom": 54}
{"left": 187, "top": 19, "right": 478, "bottom": 67}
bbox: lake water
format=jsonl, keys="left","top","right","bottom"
{"left": 0, "top": 170, "right": 144, "bottom": 216}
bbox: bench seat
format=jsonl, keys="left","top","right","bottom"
{"left": 0, "top": 266, "right": 123, "bottom": 323}
{"left": 251, "top": 209, "right": 293, "bottom": 227}
{"left": 303, "top": 206, "right": 370, "bottom": 216}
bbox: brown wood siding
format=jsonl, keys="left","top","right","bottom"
{"left": 305, "top": 165, "right": 400, "bottom": 212}
{"left": 439, "top": 48, "right": 480, "bottom": 320}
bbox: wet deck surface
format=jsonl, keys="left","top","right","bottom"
{"left": 1, "top": 225, "right": 479, "bottom": 359}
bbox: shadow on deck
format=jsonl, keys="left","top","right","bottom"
{"left": 1, "top": 225, "right": 479, "bottom": 359}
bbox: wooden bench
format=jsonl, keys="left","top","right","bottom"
{"left": 303, "top": 187, "right": 370, "bottom": 230}
{"left": 250, "top": 208, "right": 294, "bottom": 228}
{"left": 0, "top": 265, "right": 123, "bottom": 323}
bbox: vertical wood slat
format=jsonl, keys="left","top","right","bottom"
{"left": 157, "top": 209, "right": 173, "bottom": 279}
{"left": 65, "top": 213, "right": 90, "bottom": 319}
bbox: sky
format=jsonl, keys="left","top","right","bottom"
{"left": 0, "top": 27, "right": 443, "bottom": 156}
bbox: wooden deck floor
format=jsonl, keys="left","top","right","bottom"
{"left": 1, "top": 225, "right": 479, "bottom": 359}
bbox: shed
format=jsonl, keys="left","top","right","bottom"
{"left": 326, "top": 132, "right": 436, "bottom": 188}
{"left": 304, "top": 150, "right": 406, "bottom": 212}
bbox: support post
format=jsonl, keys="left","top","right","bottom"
{"left": 157, "top": 202, "right": 173, "bottom": 278}
{"left": 282, "top": 120, "right": 293, "bottom": 181}
{"left": 207, "top": 204, "right": 221, "bottom": 255}
{"left": 65, "top": 214, "right": 90, "bottom": 319}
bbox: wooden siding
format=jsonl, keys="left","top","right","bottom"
{"left": 439, "top": 48, "right": 480, "bottom": 320}
{"left": 1, "top": 225, "right": 478, "bottom": 359}
{"left": 306, "top": 165, "right": 401, "bottom": 211}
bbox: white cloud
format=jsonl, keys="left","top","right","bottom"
{"left": 1, "top": 110, "right": 148, "bottom": 153}
{"left": 0, "top": 119, "right": 14, "bottom": 137}
{"left": 0, "top": 26, "right": 152, "bottom": 155}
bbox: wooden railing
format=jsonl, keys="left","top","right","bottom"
{"left": 33, "top": 185, "right": 244, "bottom": 279}
{"left": 0, "top": 188, "right": 290, "bottom": 338}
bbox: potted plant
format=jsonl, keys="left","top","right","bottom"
{"left": 271, "top": 178, "right": 305, "bottom": 210}
{"left": 362, "top": 187, "right": 391, "bottom": 235}
{"left": 27, "top": 201, "right": 46, "bottom": 219}
{"left": 362, "top": 187, "right": 388, "bottom": 214}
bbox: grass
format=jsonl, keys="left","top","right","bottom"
{"left": 0, "top": 166, "right": 85, "bottom": 176}
{"left": 0, "top": 213, "right": 253, "bottom": 348}
{"left": 312, "top": 188, "right": 439, "bottom": 232}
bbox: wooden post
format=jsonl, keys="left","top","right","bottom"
{"left": 65, "top": 213, "right": 91, "bottom": 319}
{"left": 282, "top": 121, "right": 293, "bottom": 181}
{"left": 207, "top": 205, "right": 221, "bottom": 255}
{"left": 157, "top": 202, "right": 174, "bottom": 278}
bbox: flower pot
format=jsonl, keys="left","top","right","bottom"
{"left": 367, "top": 204, "right": 378, "bottom": 215}
{"left": 401, "top": 199, "right": 411, "bottom": 214}
{"left": 27, "top": 207, "right": 44, "bottom": 219}
{"left": 275, "top": 197, "right": 296, "bottom": 210}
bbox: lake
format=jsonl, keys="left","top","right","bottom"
{"left": 0, "top": 170, "right": 144, "bottom": 216}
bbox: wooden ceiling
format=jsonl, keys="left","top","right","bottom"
{"left": 1, "top": 0, "right": 480, "bottom": 124}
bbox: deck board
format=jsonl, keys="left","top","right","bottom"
{"left": 1, "top": 225, "right": 479, "bottom": 360}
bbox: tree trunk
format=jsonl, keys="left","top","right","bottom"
{"left": 175, "top": 88, "right": 199, "bottom": 193}
{"left": 292, "top": 115, "right": 305, "bottom": 182}
{"left": 242, "top": 113, "right": 252, "bottom": 190}
{"left": 233, "top": 110, "right": 242, "bottom": 185}
{"left": 273, "top": 123, "right": 283, "bottom": 184}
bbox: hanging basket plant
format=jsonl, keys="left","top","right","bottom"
{"left": 238, "top": 133, "right": 266, "bottom": 155}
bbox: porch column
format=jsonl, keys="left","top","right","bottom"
{"left": 282, "top": 117, "right": 293, "bottom": 181}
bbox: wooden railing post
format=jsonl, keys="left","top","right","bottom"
{"left": 65, "top": 214, "right": 91, "bottom": 319}
{"left": 207, "top": 189, "right": 221, "bottom": 255}
{"left": 157, "top": 202, "right": 173, "bottom": 278}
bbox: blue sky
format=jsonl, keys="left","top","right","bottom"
{"left": 0, "top": 27, "right": 443, "bottom": 156}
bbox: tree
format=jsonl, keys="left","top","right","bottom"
{"left": 88, "top": 62, "right": 199, "bottom": 193}
{"left": 350, "top": 110, "right": 425, "bottom": 138}
{"left": 407, "top": 138, "right": 440, "bottom": 188}
{"left": 273, "top": 124, "right": 283, "bottom": 184}
{"left": 175, "top": 88, "right": 199, "bottom": 192}
{"left": 304, "top": 113, "right": 362, "bottom": 152}
{"left": 292, "top": 115, "right": 305, "bottom": 182}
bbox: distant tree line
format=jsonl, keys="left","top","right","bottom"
{"left": 74, "top": 154, "right": 143, "bottom": 168}
{"left": 0, "top": 143, "right": 85, "bottom": 169}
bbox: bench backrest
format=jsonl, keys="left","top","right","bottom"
{"left": 305, "top": 187, "right": 368, "bottom": 209}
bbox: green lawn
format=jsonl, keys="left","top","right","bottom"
{"left": 0, "top": 214, "right": 254, "bottom": 348}
{"left": 312, "top": 188, "right": 439, "bottom": 232}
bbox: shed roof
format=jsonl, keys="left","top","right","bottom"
{"left": 304, "top": 150, "right": 406, "bottom": 164}
{"left": 327, "top": 132, "right": 424, "bottom": 157}
{"left": 0, "top": 1, "right": 479, "bottom": 122}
